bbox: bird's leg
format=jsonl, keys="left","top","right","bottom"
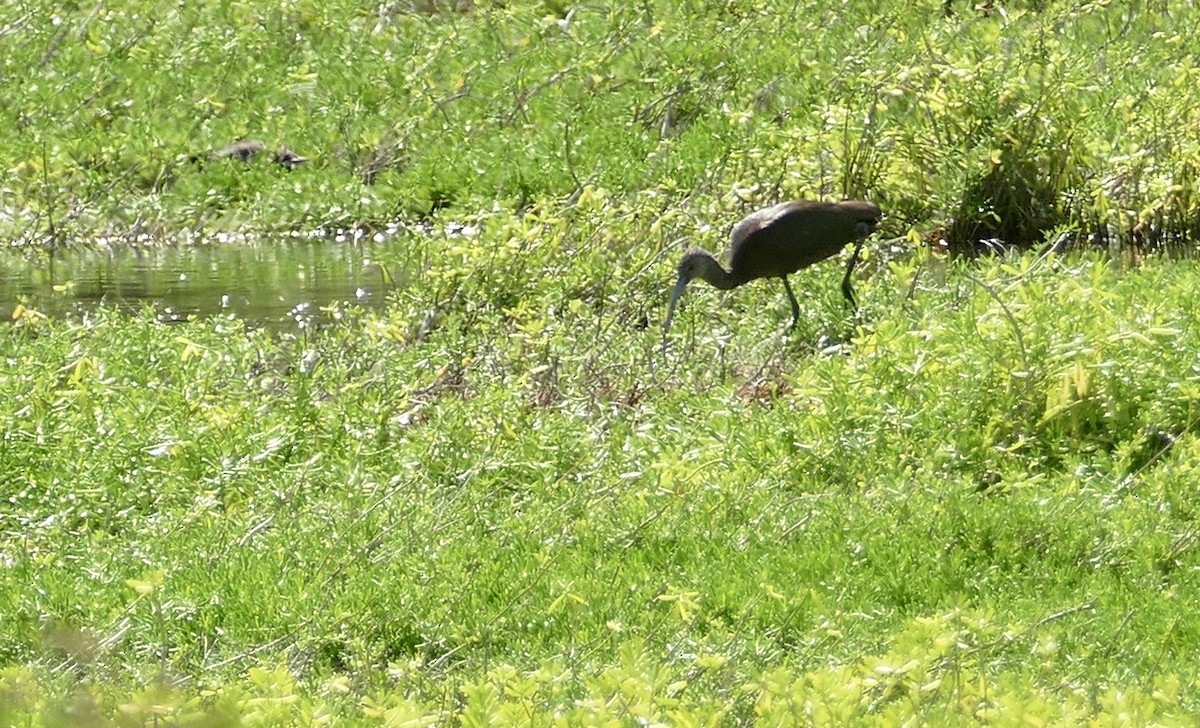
{"left": 781, "top": 276, "right": 800, "bottom": 330}
{"left": 841, "top": 238, "right": 867, "bottom": 309}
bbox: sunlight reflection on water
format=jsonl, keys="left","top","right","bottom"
{"left": 0, "top": 231, "right": 405, "bottom": 329}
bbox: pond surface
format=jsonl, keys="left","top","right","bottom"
{"left": 0, "top": 235, "right": 401, "bottom": 329}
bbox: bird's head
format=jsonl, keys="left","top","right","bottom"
{"left": 673, "top": 248, "right": 714, "bottom": 283}
{"left": 662, "top": 249, "right": 718, "bottom": 336}
{"left": 274, "top": 147, "right": 310, "bottom": 170}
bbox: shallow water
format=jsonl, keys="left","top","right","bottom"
{"left": 0, "top": 236, "right": 400, "bottom": 329}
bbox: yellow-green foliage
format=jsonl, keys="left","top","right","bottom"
{"left": 6, "top": 0, "right": 1200, "bottom": 243}
{"left": 4, "top": 250, "right": 1200, "bottom": 723}
{"left": 2, "top": 611, "right": 1195, "bottom": 725}
{"left": 8, "top": 0, "right": 1200, "bottom": 724}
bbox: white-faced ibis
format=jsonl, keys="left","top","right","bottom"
{"left": 662, "top": 199, "right": 882, "bottom": 335}
{"left": 214, "top": 140, "right": 310, "bottom": 170}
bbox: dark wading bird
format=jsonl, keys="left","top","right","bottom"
{"left": 213, "top": 139, "right": 310, "bottom": 170}
{"left": 662, "top": 199, "right": 882, "bottom": 337}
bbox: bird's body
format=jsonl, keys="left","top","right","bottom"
{"left": 663, "top": 199, "right": 881, "bottom": 335}
{"left": 215, "top": 139, "right": 268, "bottom": 162}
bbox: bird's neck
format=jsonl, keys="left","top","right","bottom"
{"left": 689, "top": 251, "right": 746, "bottom": 290}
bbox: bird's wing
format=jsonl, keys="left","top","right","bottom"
{"left": 729, "top": 202, "right": 795, "bottom": 246}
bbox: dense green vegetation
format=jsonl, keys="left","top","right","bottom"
{"left": 6, "top": 242, "right": 1200, "bottom": 724}
{"left": 5, "top": 0, "right": 1200, "bottom": 246}
{"left": 5, "top": 0, "right": 1200, "bottom": 724}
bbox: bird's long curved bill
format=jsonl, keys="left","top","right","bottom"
{"left": 662, "top": 276, "right": 688, "bottom": 337}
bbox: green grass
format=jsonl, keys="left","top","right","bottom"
{"left": 5, "top": 0, "right": 1200, "bottom": 245}
{"left": 7, "top": 0, "right": 1200, "bottom": 724}
{"left": 4, "top": 245, "right": 1200, "bottom": 723}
